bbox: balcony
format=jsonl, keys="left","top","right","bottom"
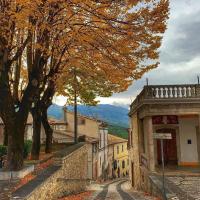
{"left": 130, "top": 84, "right": 200, "bottom": 114}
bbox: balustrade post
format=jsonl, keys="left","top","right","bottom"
{"left": 186, "top": 87, "right": 189, "bottom": 97}
{"left": 196, "top": 85, "right": 200, "bottom": 97}
{"left": 172, "top": 87, "right": 175, "bottom": 98}
{"left": 163, "top": 88, "right": 166, "bottom": 98}
{"left": 191, "top": 86, "right": 196, "bottom": 97}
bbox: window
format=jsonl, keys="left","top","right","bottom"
{"left": 129, "top": 129, "right": 133, "bottom": 148}
{"left": 122, "top": 160, "right": 125, "bottom": 169}
{"left": 113, "top": 160, "right": 117, "bottom": 170}
{"left": 100, "top": 156, "right": 101, "bottom": 167}
{"left": 127, "top": 159, "right": 129, "bottom": 166}
{"left": 93, "top": 144, "right": 97, "bottom": 153}
{"left": 78, "top": 118, "right": 85, "bottom": 125}
{"left": 117, "top": 146, "right": 119, "bottom": 154}
{"left": 122, "top": 145, "right": 124, "bottom": 152}
{"left": 187, "top": 139, "right": 192, "bottom": 144}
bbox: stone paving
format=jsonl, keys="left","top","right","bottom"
{"left": 167, "top": 176, "right": 200, "bottom": 200}
{"left": 89, "top": 179, "right": 157, "bottom": 200}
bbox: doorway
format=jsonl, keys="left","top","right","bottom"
{"left": 156, "top": 128, "right": 178, "bottom": 165}
{"left": 131, "top": 162, "right": 134, "bottom": 187}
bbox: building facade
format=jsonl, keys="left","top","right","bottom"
{"left": 98, "top": 126, "right": 108, "bottom": 179}
{"left": 63, "top": 109, "right": 99, "bottom": 139}
{"left": 129, "top": 84, "right": 200, "bottom": 190}
{"left": 108, "top": 134, "right": 129, "bottom": 179}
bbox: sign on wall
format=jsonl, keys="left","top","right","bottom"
{"left": 152, "top": 115, "right": 178, "bottom": 125}
{"left": 153, "top": 133, "right": 172, "bottom": 140}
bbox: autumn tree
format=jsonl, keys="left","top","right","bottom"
{"left": 0, "top": 0, "right": 169, "bottom": 169}
{"left": 0, "top": 0, "right": 74, "bottom": 169}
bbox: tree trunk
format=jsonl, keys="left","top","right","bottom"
{"left": 0, "top": 61, "right": 26, "bottom": 170}
{"left": 6, "top": 121, "right": 25, "bottom": 171}
{"left": 0, "top": 29, "right": 49, "bottom": 170}
{"left": 3, "top": 126, "right": 8, "bottom": 146}
{"left": 31, "top": 104, "right": 42, "bottom": 160}
{"left": 41, "top": 108, "right": 53, "bottom": 153}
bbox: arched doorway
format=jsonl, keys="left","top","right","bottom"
{"left": 156, "top": 128, "right": 178, "bottom": 165}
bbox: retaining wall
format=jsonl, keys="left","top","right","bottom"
{"left": 12, "top": 143, "right": 89, "bottom": 200}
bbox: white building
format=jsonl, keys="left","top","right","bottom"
{"left": 98, "top": 125, "right": 109, "bottom": 179}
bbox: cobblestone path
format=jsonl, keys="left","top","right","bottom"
{"left": 90, "top": 179, "right": 157, "bottom": 200}
{"left": 166, "top": 176, "right": 200, "bottom": 200}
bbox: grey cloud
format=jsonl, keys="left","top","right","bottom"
{"left": 160, "top": 7, "right": 200, "bottom": 64}
{"left": 103, "top": 0, "right": 200, "bottom": 104}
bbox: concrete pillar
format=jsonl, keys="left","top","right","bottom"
{"left": 144, "top": 116, "right": 155, "bottom": 171}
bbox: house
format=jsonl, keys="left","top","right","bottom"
{"left": 129, "top": 84, "right": 200, "bottom": 190}
{"left": 107, "top": 134, "right": 129, "bottom": 179}
{"left": 63, "top": 108, "right": 108, "bottom": 180}
{"left": 63, "top": 109, "right": 99, "bottom": 139}
{"left": 40, "top": 118, "right": 68, "bottom": 143}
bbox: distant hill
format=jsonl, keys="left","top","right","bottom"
{"left": 48, "top": 104, "right": 129, "bottom": 139}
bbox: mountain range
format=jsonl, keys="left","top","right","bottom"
{"left": 48, "top": 104, "right": 129, "bottom": 128}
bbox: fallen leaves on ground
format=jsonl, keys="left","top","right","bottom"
{"left": 27, "top": 152, "right": 53, "bottom": 161}
{"left": 35, "top": 158, "right": 53, "bottom": 172}
{"left": 58, "top": 191, "right": 93, "bottom": 200}
{"left": 13, "top": 156, "right": 53, "bottom": 192}
{"left": 144, "top": 192, "right": 161, "bottom": 200}
{"left": 13, "top": 174, "right": 36, "bottom": 191}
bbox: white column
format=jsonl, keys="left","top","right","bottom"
{"left": 144, "top": 116, "right": 155, "bottom": 171}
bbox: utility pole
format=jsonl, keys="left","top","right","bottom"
{"left": 74, "top": 68, "right": 78, "bottom": 144}
{"left": 154, "top": 132, "right": 172, "bottom": 200}
{"left": 161, "top": 139, "right": 167, "bottom": 200}
{"left": 146, "top": 78, "right": 149, "bottom": 86}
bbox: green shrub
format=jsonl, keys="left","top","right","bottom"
{"left": 24, "top": 140, "right": 32, "bottom": 159}
{"left": 0, "top": 140, "right": 32, "bottom": 160}
{"left": 0, "top": 145, "right": 7, "bottom": 157}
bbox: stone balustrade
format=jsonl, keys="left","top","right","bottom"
{"left": 146, "top": 84, "right": 199, "bottom": 99}
{"left": 130, "top": 84, "right": 200, "bottom": 113}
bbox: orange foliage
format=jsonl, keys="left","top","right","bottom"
{"left": 0, "top": 0, "right": 169, "bottom": 100}
{"left": 14, "top": 174, "right": 36, "bottom": 191}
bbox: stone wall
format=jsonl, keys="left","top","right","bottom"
{"left": 129, "top": 112, "right": 141, "bottom": 190}
{"left": 12, "top": 143, "right": 90, "bottom": 200}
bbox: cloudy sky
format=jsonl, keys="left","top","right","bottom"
{"left": 55, "top": 0, "right": 200, "bottom": 107}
